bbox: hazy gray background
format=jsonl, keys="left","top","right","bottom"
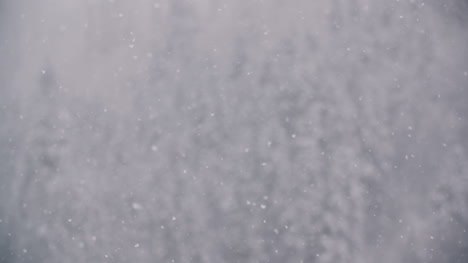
{"left": 1, "top": 0, "right": 468, "bottom": 262}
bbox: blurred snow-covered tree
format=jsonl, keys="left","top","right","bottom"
{"left": 1, "top": 0, "right": 468, "bottom": 263}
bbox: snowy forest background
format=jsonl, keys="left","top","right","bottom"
{"left": 1, "top": 0, "right": 468, "bottom": 262}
